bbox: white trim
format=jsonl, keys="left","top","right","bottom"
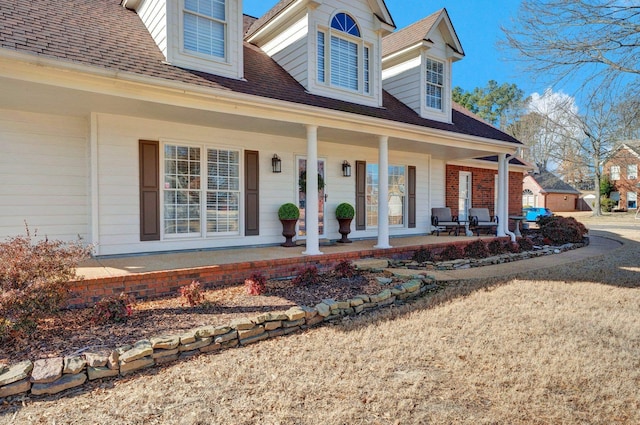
{"left": 374, "top": 135, "right": 391, "bottom": 249}
{"left": 458, "top": 171, "right": 471, "bottom": 221}
{"left": 0, "top": 50, "right": 520, "bottom": 153}
{"left": 90, "top": 112, "right": 100, "bottom": 255}
{"left": 295, "top": 155, "right": 327, "bottom": 240}
{"left": 381, "top": 56, "right": 421, "bottom": 80}
{"left": 262, "top": 16, "right": 308, "bottom": 57}
{"left": 181, "top": 0, "right": 228, "bottom": 61}
{"left": 245, "top": 0, "right": 309, "bottom": 43}
{"left": 159, "top": 139, "right": 242, "bottom": 240}
{"left": 302, "top": 125, "right": 322, "bottom": 255}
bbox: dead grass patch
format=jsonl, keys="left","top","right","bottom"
{"left": 4, "top": 278, "right": 640, "bottom": 424}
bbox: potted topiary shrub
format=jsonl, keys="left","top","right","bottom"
{"left": 278, "top": 203, "right": 300, "bottom": 247}
{"left": 335, "top": 202, "right": 355, "bottom": 243}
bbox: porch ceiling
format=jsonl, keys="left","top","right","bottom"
{"left": 0, "top": 76, "right": 503, "bottom": 161}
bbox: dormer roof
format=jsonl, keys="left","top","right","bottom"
{"left": 382, "top": 8, "right": 463, "bottom": 58}
{"left": 245, "top": 0, "right": 395, "bottom": 40}
{"left": 0, "top": 0, "right": 520, "bottom": 146}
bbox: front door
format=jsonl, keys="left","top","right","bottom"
{"left": 297, "top": 157, "right": 325, "bottom": 238}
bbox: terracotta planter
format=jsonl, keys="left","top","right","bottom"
{"left": 337, "top": 217, "right": 353, "bottom": 243}
{"left": 280, "top": 219, "right": 298, "bottom": 247}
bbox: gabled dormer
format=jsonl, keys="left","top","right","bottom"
{"left": 381, "top": 9, "right": 464, "bottom": 123}
{"left": 246, "top": 0, "right": 395, "bottom": 108}
{"left": 123, "top": 0, "right": 244, "bottom": 80}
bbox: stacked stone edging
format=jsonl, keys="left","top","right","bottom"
{"left": 0, "top": 261, "right": 439, "bottom": 400}
{"left": 0, "top": 240, "right": 586, "bottom": 400}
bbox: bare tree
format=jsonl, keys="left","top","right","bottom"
{"left": 560, "top": 91, "right": 627, "bottom": 216}
{"left": 507, "top": 89, "right": 582, "bottom": 173}
{"left": 502, "top": 1, "right": 640, "bottom": 94}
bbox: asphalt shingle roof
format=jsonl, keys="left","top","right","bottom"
{"left": 0, "top": 0, "right": 520, "bottom": 145}
{"left": 530, "top": 171, "right": 580, "bottom": 194}
{"left": 382, "top": 10, "right": 441, "bottom": 57}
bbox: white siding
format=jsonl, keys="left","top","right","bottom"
{"left": 307, "top": 0, "right": 383, "bottom": 107}
{"left": 0, "top": 110, "right": 89, "bottom": 241}
{"left": 430, "top": 158, "right": 446, "bottom": 207}
{"left": 250, "top": 0, "right": 384, "bottom": 107}
{"left": 251, "top": 10, "right": 311, "bottom": 93}
{"left": 165, "top": 0, "right": 244, "bottom": 80}
{"left": 93, "top": 113, "right": 435, "bottom": 255}
{"left": 270, "top": 15, "right": 310, "bottom": 89}
{"left": 420, "top": 28, "right": 452, "bottom": 123}
{"left": 137, "top": 0, "right": 168, "bottom": 57}
{"left": 96, "top": 113, "right": 309, "bottom": 255}
{"left": 382, "top": 22, "right": 454, "bottom": 124}
{"left": 382, "top": 57, "right": 422, "bottom": 114}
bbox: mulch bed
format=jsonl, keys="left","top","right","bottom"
{"left": 0, "top": 271, "right": 393, "bottom": 365}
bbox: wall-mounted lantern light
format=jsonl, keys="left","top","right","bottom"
{"left": 342, "top": 160, "right": 351, "bottom": 177}
{"left": 272, "top": 154, "right": 282, "bottom": 173}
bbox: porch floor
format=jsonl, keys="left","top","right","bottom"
{"left": 70, "top": 232, "right": 616, "bottom": 309}
{"left": 78, "top": 233, "right": 468, "bottom": 279}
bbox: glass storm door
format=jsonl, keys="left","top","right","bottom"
{"left": 297, "top": 157, "right": 326, "bottom": 238}
{"left": 458, "top": 171, "right": 472, "bottom": 221}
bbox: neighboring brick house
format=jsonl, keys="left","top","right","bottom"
{"left": 0, "top": 0, "right": 525, "bottom": 256}
{"left": 603, "top": 141, "right": 640, "bottom": 210}
{"left": 523, "top": 171, "right": 581, "bottom": 212}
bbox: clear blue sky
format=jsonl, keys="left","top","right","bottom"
{"left": 242, "top": 0, "right": 549, "bottom": 98}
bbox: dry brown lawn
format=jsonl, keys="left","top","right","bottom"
{"left": 2, "top": 212, "right": 640, "bottom": 424}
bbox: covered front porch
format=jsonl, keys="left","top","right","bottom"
{"left": 70, "top": 233, "right": 502, "bottom": 308}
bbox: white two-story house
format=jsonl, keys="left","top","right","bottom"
{"left": 0, "top": 0, "right": 526, "bottom": 256}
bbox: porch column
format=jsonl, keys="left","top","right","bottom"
{"left": 303, "top": 124, "right": 322, "bottom": 255}
{"left": 502, "top": 154, "right": 516, "bottom": 241}
{"left": 374, "top": 135, "right": 391, "bottom": 249}
{"left": 496, "top": 153, "right": 507, "bottom": 237}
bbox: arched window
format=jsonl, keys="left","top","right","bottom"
{"left": 522, "top": 189, "right": 535, "bottom": 207}
{"left": 317, "top": 13, "right": 370, "bottom": 93}
{"left": 331, "top": 13, "right": 360, "bottom": 36}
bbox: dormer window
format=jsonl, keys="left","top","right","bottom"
{"left": 425, "top": 57, "right": 444, "bottom": 110}
{"left": 317, "top": 12, "right": 371, "bottom": 94}
{"left": 183, "top": 0, "right": 226, "bottom": 59}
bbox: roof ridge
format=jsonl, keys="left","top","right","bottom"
{"left": 381, "top": 9, "right": 443, "bottom": 57}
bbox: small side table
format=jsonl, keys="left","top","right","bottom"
{"left": 460, "top": 220, "right": 473, "bottom": 237}
{"left": 509, "top": 215, "right": 527, "bottom": 237}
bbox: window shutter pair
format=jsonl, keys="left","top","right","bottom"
{"left": 354, "top": 161, "right": 416, "bottom": 230}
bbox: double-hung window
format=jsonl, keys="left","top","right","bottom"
{"left": 317, "top": 13, "right": 371, "bottom": 94}
{"left": 425, "top": 57, "right": 444, "bottom": 110}
{"left": 164, "top": 143, "right": 240, "bottom": 237}
{"left": 365, "top": 164, "right": 406, "bottom": 227}
{"left": 184, "top": 0, "right": 226, "bottom": 59}
{"left": 627, "top": 164, "right": 637, "bottom": 180}
{"left": 610, "top": 165, "right": 620, "bottom": 180}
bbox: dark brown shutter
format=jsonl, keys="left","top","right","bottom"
{"left": 355, "top": 160, "right": 366, "bottom": 231}
{"left": 408, "top": 165, "right": 416, "bottom": 228}
{"left": 139, "top": 140, "right": 160, "bottom": 241}
{"left": 244, "top": 150, "right": 260, "bottom": 236}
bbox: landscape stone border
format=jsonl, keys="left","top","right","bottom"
{"left": 0, "top": 240, "right": 586, "bottom": 401}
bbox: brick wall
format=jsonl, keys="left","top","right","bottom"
{"left": 546, "top": 193, "right": 578, "bottom": 212}
{"left": 445, "top": 165, "right": 523, "bottom": 217}
{"left": 67, "top": 239, "right": 485, "bottom": 308}
{"left": 603, "top": 148, "right": 640, "bottom": 210}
